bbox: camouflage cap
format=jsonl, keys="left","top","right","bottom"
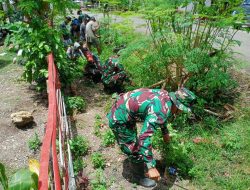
{"left": 169, "top": 88, "right": 196, "bottom": 113}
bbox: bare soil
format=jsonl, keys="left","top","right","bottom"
{"left": 0, "top": 49, "right": 47, "bottom": 174}
{"left": 73, "top": 80, "right": 196, "bottom": 190}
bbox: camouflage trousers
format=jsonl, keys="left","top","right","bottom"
{"left": 109, "top": 122, "right": 144, "bottom": 164}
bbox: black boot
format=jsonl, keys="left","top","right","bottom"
{"left": 130, "top": 162, "right": 156, "bottom": 188}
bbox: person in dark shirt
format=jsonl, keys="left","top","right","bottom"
{"left": 70, "top": 18, "right": 80, "bottom": 41}
{"left": 60, "top": 16, "right": 72, "bottom": 46}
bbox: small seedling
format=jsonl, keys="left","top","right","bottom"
{"left": 94, "top": 116, "right": 103, "bottom": 137}
{"left": 102, "top": 129, "right": 116, "bottom": 147}
{"left": 104, "top": 98, "right": 113, "bottom": 114}
{"left": 95, "top": 114, "right": 102, "bottom": 120}
{"left": 73, "top": 158, "right": 86, "bottom": 175}
{"left": 65, "top": 96, "right": 87, "bottom": 115}
{"left": 70, "top": 136, "right": 89, "bottom": 157}
{"left": 90, "top": 169, "right": 107, "bottom": 190}
{"left": 91, "top": 153, "right": 105, "bottom": 169}
{"left": 28, "top": 133, "right": 41, "bottom": 152}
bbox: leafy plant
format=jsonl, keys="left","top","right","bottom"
{"left": 0, "top": 163, "right": 8, "bottom": 190}
{"left": 104, "top": 98, "right": 113, "bottom": 114}
{"left": 65, "top": 96, "right": 86, "bottom": 115}
{"left": 102, "top": 129, "right": 116, "bottom": 147}
{"left": 73, "top": 158, "right": 86, "bottom": 175}
{"left": 70, "top": 136, "right": 89, "bottom": 157}
{"left": 28, "top": 133, "right": 41, "bottom": 152}
{"left": 120, "top": 0, "right": 241, "bottom": 110}
{"left": 0, "top": 162, "right": 38, "bottom": 190}
{"left": 91, "top": 153, "right": 105, "bottom": 169}
{"left": 90, "top": 169, "right": 107, "bottom": 190}
{"left": 152, "top": 125, "right": 194, "bottom": 176}
{"left": 94, "top": 116, "right": 103, "bottom": 137}
{"left": 4, "top": 0, "right": 80, "bottom": 90}
{"left": 95, "top": 114, "right": 102, "bottom": 120}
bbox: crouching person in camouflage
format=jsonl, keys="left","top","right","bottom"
{"left": 102, "top": 55, "right": 130, "bottom": 93}
{"left": 107, "top": 88, "right": 196, "bottom": 187}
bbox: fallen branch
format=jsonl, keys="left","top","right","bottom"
{"left": 161, "top": 82, "right": 167, "bottom": 89}
{"left": 149, "top": 78, "right": 169, "bottom": 88}
{"left": 204, "top": 109, "right": 223, "bottom": 117}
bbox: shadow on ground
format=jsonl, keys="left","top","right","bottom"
{"left": 122, "top": 158, "right": 175, "bottom": 190}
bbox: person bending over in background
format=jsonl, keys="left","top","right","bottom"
{"left": 60, "top": 16, "right": 72, "bottom": 47}
{"left": 85, "top": 16, "right": 101, "bottom": 55}
{"left": 70, "top": 18, "right": 80, "bottom": 41}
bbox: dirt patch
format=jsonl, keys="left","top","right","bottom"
{"left": 73, "top": 80, "right": 194, "bottom": 190}
{"left": 0, "top": 53, "right": 47, "bottom": 174}
{"left": 232, "top": 70, "right": 250, "bottom": 108}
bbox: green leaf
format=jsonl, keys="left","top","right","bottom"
{"left": 9, "top": 169, "right": 38, "bottom": 190}
{"left": 44, "top": 45, "right": 51, "bottom": 52}
{"left": 0, "top": 163, "right": 8, "bottom": 190}
{"left": 38, "top": 42, "right": 45, "bottom": 48}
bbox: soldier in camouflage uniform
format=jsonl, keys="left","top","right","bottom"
{"left": 101, "top": 55, "right": 130, "bottom": 93}
{"left": 107, "top": 87, "right": 196, "bottom": 187}
{"left": 82, "top": 46, "right": 103, "bottom": 83}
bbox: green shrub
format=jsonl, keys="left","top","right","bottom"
{"left": 152, "top": 126, "right": 194, "bottom": 177}
{"left": 70, "top": 136, "right": 89, "bottom": 157}
{"left": 91, "top": 153, "right": 105, "bottom": 169}
{"left": 120, "top": 0, "right": 241, "bottom": 112}
{"left": 102, "top": 129, "right": 116, "bottom": 147}
{"left": 65, "top": 96, "right": 86, "bottom": 115}
{"left": 73, "top": 158, "right": 86, "bottom": 175}
{"left": 28, "top": 133, "right": 41, "bottom": 152}
{"left": 5, "top": 0, "right": 79, "bottom": 89}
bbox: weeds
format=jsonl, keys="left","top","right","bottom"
{"left": 70, "top": 136, "right": 89, "bottom": 157}
{"left": 65, "top": 96, "right": 86, "bottom": 115}
{"left": 28, "top": 133, "right": 41, "bottom": 152}
{"left": 73, "top": 158, "right": 86, "bottom": 175}
{"left": 90, "top": 169, "right": 107, "bottom": 190}
{"left": 102, "top": 129, "right": 116, "bottom": 147}
{"left": 104, "top": 97, "right": 113, "bottom": 114}
{"left": 91, "top": 153, "right": 105, "bottom": 169}
{"left": 94, "top": 115, "right": 103, "bottom": 137}
{"left": 153, "top": 125, "right": 194, "bottom": 176}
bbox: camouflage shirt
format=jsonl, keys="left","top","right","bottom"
{"left": 101, "top": 56, "right": 129, "bottom": 85}
{"left": 107, "top": 88, "right": 172, "bottom": 168}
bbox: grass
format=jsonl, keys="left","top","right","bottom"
{"left": 111, "top": 11, "right": 143, "bottom": 18}
{"left": 187, "top": 111, "right": 250, "bottom": 189}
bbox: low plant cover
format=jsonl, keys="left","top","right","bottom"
{"left": 152, "top": 109, "right": 250, "bottom": 189}
{"left": 90, "top": 169, "right": 107, "bottom": 190}
{"left": 70, "top": 136, "right": 89, "bottom": 158}
{"left": 94, "top": 115, "right": 103, "bottom": 137}
{"left": 102, "top": 129, "right": 116, "bottom": 147}
{"left": 73, "top": 158, "right": 87, "bottom": 175}
{"left": 91, "top": 153, "right": 105, "bottom": 169}
{"left": 65, "top": 96, "right": 86, "bottom": 115}
{"left": 152, "top": 125, "right": 194, "bottom": 176}
{"left": 28, "top": 132, "right": 41, "bottom": 152}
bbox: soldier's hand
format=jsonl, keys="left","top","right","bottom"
{"left": 163, "top": 133, "right": 171, "bottom": 143}
{"left": 146, "top": 168, "right": 161, "bottom": 181}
